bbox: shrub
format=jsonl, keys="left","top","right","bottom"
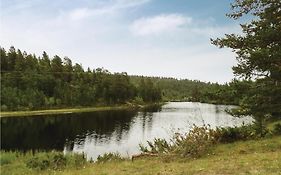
{"left": 96, "top": 152, "right": 124, "bottom": 163}
{"left": 214, "top": 125, "right": 255, "bottom": 143}
{"left": 26, "top": 152, "right": 83, "bottom": 170}
{"left": 140, "top": 138, "right": 171, "bottom": 154}
{"left": 139, "top": 124, "right": 267, "bottom": 159}
{"left": 171, "top": 125, "right": 216, "bottom": 158}
{"left": 272, "top": 123, "right": 281, "bottom": 135}
{"left": 140, "top": 125, "right": 217, "bottom": 158}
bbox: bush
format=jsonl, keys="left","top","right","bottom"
{"left": 140, "top": 125, "right": 217, "bottom": 158}
{"left": 272, "top": 123, "right": 281, "bottom": 135}
{"left": 214, "top": 125, "right": 255, "bottom": 143}
{"left": 139, "top": 124, "right": 269, "bottom": 159}
{"left": 140, "top": 138, "right": 171, "bottom": 154}
{"left": 172, "top": 125, "right": 217, "bottom": 158}
{"left": 26, "top": 155, "right": 50, "bottom": 170}
{"left": 26, "top": 152, "right": 86, "bottom": 170}
{"left": 96, "top": 153, "right": 124, "bottom": 163}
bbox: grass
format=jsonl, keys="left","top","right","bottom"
{"left": 0, "top": 106, "right": 130, "bottom": 117}
{"left": 0, "top": 102, "right": 164, "bottom": 117}
{"left": 1, "top": 136, "right": 280, "bottom": 175}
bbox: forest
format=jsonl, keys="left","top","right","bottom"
{"left": 0, "top": 47, "right": 162, "bottom": 111}
{"left": 1, "top": 46, "right": 251, "bottom": 111}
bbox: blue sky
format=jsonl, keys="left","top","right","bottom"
{"left": 1, "top": 0, "right": 242, "bottom": 83}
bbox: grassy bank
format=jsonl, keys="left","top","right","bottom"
{"left": 0, "top": 106, "right": 129, "bottom": 117}
{"left": 0, "top": 103, "right": 164, "bottom": 117}
{"left": 1, "top": 136, "right": 280, "bottom": 175}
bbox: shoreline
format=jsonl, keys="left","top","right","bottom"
{"left": 1, "top": 136, "right": 280, "bottom": 174}
{"left": 0, "top": 103, "right": 164, "bottom": 118}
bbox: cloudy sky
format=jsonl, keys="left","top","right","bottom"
{"left": 1, "top": 0, "right": 243, "bottom": 83}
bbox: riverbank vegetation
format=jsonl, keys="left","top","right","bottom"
{"left": 1, "top": 122, "right": 280, "bottom": 175}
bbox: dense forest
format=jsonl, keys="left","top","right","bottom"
{"left": 0, "top": 47, "right": 162, "bottom": 111}
{"left": 131, "top": 76, "right": 251, "bottom": 105}
{"left": 0, "top": 46, "right": 247, "bottom": 111}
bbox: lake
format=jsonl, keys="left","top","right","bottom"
{"left": 1, "top": 102, "right": 253, "bottom": 160}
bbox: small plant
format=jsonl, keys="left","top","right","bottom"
{"left": 146, "top": 138, "right": 171, "bottom": 154}
{"left": 25, "top": 152, "right": 85, "bottom": 170}
{"left": 171, "top": 125, "right": 216, "bottom": 158}
{"left": 272, "top": 123, "right": 281, "bottom": 135}
{"left": 0, "top": 152, "right": 18, "bottom": 165}
{"left": 96, "top": 152, "right": 124, "bottom": 163}
{"left": 214, "top": 125, "right": 255, "bottom": 143}
{"left": 26, "top": 154, "right": 51, "bottom": 170}
{"left": 65, "top": 153, "right": 87, "bottom": 168}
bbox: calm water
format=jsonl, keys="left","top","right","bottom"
{"left": 1, "top": 102, "right": 253, "bottom": 160}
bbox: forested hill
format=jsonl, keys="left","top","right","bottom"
{"left": 0, "top": 46, "right": 163, "bottom": 111}
{"left": 130, "top": 76, "right": 249, "bottom": 105}
{"left": 1, "top": 46, "right": 246, "bottom": 111}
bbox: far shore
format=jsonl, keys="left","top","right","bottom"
{"left": 0, "top": 103, "right": 164, "bottom": 118}
{"left": 0, "top": 106, "right": 130, "bottom": 118}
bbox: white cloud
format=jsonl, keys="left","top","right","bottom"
{"left": 69, "top": 8, "right": 92, "bottom": 20}
{"left": 67, "top": 0, "right": 151, "bottom": 20}
{"left": 130, "top": 14, "right": 192, "bottom": 36}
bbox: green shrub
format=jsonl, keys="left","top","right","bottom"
{"left": 96, "top": 152, "right": 124, "bottom": 163}
{"left": 272, "top": 123, "right": 281, "bottom": 135}
{"left": 140, "top": 138, "right": 171, "bottom": 154}
{"left": 140, "top": 125, "right": 217, "bottom": 158}
{"left": 139, "top": 124, "right": 270, "bottom": 159}
{"left": 172, "top": 125, "right": 216, "bottom": 158}
{"left": 214, "top": 125, "right": 255, "bottom": 143}
{"left": 25, "top": 152, "right": 80, "bottom": 170}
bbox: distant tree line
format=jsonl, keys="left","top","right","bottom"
{"left": 0, "top": 47, "right": 161, "bottom": 111}
{"left": 131, "top": 76, "right": 249, "bottom": 105}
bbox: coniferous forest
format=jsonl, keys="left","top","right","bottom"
{"left": 1, "top": 47, "right": 162, "bottom": 111}
{"left": 1, "top": 46, "right": 251, "bottom": 111}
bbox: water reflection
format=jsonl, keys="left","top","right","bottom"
{"left": 1, "top": 102, "right": 253, "bottom": 160}
{"left": 1, "top": 110, "right": 138, "bottom": 151}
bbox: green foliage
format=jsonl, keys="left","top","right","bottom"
{"left": 139, "top": 123, "right": 279, "bottom": 159}
{"left": 140, "top": 138, "right": 171, "bottom": 154}
{"left": 65, "top": 153, "right": 87, "bottom": 169}
{"left": 140, "top": 125, "right": 217, "bottom": 158}
{"left": 26, "top": 152, "right": 66, "bottom": 170}
{"left": 96, "top": 152, "right": 124, "bottom": 163}
{"left": 25, "top": 152, "right": 86, "bottom": 170}
{"left": 171, "top": 125, "right": 217, "bottom": 158}
{"left": 214, "top": 125, "right": 256, "bottom": 143}
{"left": 130, "top": 76, "right": 246, "bottom": 105}
{"left": 211, "top": 0, "right": 281, "bottom": 136}
{"left": 272, "top": 123, "right": 281, "bottom": 135}
{"left": 0, "top": 151, "right": 18, "bottom": 165}
{"left": 0, "top": 47, "right": 162, "bottom": 111}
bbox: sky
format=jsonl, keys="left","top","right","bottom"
{"left": 0, "top": 0, "right": 243, "bottom": 83}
